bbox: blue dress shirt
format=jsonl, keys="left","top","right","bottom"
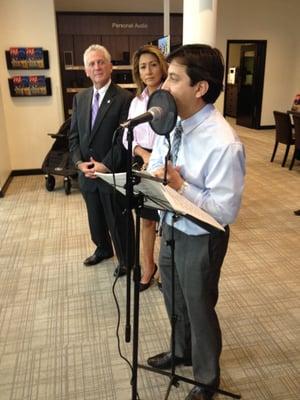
{"left": 148, "top": 104, "right": 246, "bottom": 235}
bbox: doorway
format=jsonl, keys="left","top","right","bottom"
{"left": 224, "top": 40, "right": 267, "bottom": 129}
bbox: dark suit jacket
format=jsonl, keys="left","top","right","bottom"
{"left": 69, "top": 82, "right": 133, "bottom": 192}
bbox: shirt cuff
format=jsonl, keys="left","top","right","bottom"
{"left": 183, "top": 181, "right": 203, "bottom": 206}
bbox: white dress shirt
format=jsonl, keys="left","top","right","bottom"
{"left": 93, "top": 79, "right": 111, "bottom": 107}
{"left": 123, "top": 87, "right": 158, "bottom": 154}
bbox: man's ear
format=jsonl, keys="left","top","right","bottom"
{"left": 195, "top": 81, "right": 209, "bottom": 98}
{"left": 85, "top": 68, "right": 90, "bottom": 78}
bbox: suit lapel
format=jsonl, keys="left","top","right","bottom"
{"left": 89, "top": 83, "right": 117, "bottom": 143}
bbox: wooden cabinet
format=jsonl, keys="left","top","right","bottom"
{"left": 225, "top": 84, "right": 238, "bottom": 117}
{"left": 56, "top": 12, "right": 182, "bottom": 118}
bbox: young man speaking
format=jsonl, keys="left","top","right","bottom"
{"left": 147, "top": 44, "right": 246, "bottom": 400}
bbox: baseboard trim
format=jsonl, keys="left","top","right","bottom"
{"left": 0, "top": 173, "right": 13, "bottom": 197}
{"left": 0, "top": 169, "right": 43, "bottom": 198}
{"left": 11, "top": 168, "right": 43, "bottom": 176}
{"left": 258, "top": 125, "right": 275, "bottom": 130}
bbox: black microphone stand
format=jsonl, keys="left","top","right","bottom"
{"left": 124, "top": 124, "right": 144, "bottom": 400}
{"left": 124, "top": 125, "right": 134, "bottom": 345}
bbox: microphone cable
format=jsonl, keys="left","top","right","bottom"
{"left": 110, "top": 127, "right": 141, "bottom": 400}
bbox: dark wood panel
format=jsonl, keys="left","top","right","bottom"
{"left": 58, "top": 35, "right": 74, "bottom": 68}
{"left": 57, "top": 13, "right": 182, "bottom": 36}
{"left": 129, "top": 35, "right": 158, "bottom": 59}
{"left": 225, "top": 84, "right": 238, "bottom": 117}
{"left": 101, "top": 35, "right": 129, "bottom": 62}
{"left": 59, "top": 34, "right": 73, "bottom": 52}
{"left": 73, "top": 35, "right": 102, "bottom": 65}
{"left": 170, "top": 15, "right": 183, "bottom": 36}
{"left": 170, "top": 35, "right": 182, "bottom": 49}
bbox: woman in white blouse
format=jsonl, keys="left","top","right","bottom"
{"left": 123, "top": 45, "right": 168, "bottom": 291}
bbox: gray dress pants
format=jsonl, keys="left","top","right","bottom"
{"left": 159, "top": 223, "right": 230, "bottom": 387}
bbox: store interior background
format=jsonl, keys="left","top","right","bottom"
{"left": 0, "top": 0, "right": 299, "bottom": 193}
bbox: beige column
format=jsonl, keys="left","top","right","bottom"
{"left": 183, "top": 0, "right": 218, "bottom": 46}
{"left": 163, "top": 0, "right": 170, "bottom": 37}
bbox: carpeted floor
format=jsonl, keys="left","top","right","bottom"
{"left": 0, "top": 119, "right": 299, "bottom": 399}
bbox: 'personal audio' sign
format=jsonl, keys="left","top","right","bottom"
{"left": 112, "top": 23, "right": 148, "bottom": 29}
{"left": 57, "top": 13, "right": 182, "bottom": 37}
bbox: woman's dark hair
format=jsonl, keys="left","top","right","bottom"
{"left": 166, "top": 44, "right": 224, "bottom": 103}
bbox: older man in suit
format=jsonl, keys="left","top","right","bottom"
{"left": 69, "top": 44, "right": 133, "bottom": 276}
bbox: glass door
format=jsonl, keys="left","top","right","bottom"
{"left": 236, "top": 43, "right": 266, "bottom": 128}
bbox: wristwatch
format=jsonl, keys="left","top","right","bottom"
{"left": 178, "top": 181, "right": 189, "bottom": 195}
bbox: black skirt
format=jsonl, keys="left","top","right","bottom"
{"left": 132, "top": 148, "right": 159, "bottom": 222}
{"left": 140, "top": 207, "right": 160, "bottom": 222}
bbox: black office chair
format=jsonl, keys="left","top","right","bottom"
{"left": 271, "top": 111, "right": 295, "bottom": 167}
{"left": 289, "top": 114, "right": 300, "bottom": 170}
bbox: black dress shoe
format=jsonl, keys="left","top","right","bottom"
{"left": 185, "top": 386, "right": 214, "bottom": 400}
{"left": 113, "top": 265, "right": 127, "bottom": 277}
{"left": 147, "top": 351, "right": 192, "bottom": 370}
{"left": 83, "top": 250, "right": 113, "bottom": 266}
{"left": 139, "top": 264, "right": 158, "bottom": 292}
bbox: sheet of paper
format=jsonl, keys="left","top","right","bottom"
{"left": 94, "top": 170, "right": 224, "bottom": 231}
{"left": 134, "top": 176, "right": 172, "bottom": 211}
{"left": 94, "top": 171, "right": 127, "bottom": 195}
{"left": 163, "top": 185, "right": 224, "bottom": 231}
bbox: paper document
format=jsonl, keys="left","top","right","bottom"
{"left": 94, "top": 171, "right": 169, "bottom": 210}
{"left": 95, "top": 170, "right": 224, "bottom": 232}
{"left": 95, "top": 172, "right": 127, "bottom": 194}
{"left": 162, "top": 185, "right": 224, "bottom": 231}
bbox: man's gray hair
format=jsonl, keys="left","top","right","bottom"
{"left": 83, "top": 44, "right": 112, "bottom": 67}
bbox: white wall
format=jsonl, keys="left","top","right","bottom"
{"left": 0, "top": 0, "right": 64, "bottom": 185}
{"left": 55, "top": 0, "right": 183, "bottom": 13}
{"left": 0, "top": 82, "right": 11, "bottom": 191}
{"left": 216, "top": 0, "right": 300, "bottom": 126}
{"left": 291, "top": 40, "right": 300, "bottom": 102}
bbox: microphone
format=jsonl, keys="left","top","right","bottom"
{"left": 147, "top": 89, "right": 177, "bottom": 136}
{"left": 120, "top": 106, "right": 164, "bottom": 129}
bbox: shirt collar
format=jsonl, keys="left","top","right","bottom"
{"left": 140, "top": 83, "right": 163, "bottom": 100}
{"left": 180, "top": 104, "right": 215, "bottom": 134}
{"left": 140, "top": 87, "right": 149, "bottom": 100}
{"left": 93, "top": 79, "right": 111, "bottom": 96}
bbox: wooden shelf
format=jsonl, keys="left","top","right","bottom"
{"left": 118, "top": 83, "right": 136, "bottom": 89}
{"left": 65, "top": 65, "right": 85, "bottom": 71}
{"left": 66, "top": 88, "right": 85, "bottom": 93}
{"left": 65, "top": 64, "right": 133, "bottom": 71}
{"left": 66, "top": 83, "right": 136, "bottom": 93}
{"left": 113, "top": 65, "right": 133, "bottom": 70}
